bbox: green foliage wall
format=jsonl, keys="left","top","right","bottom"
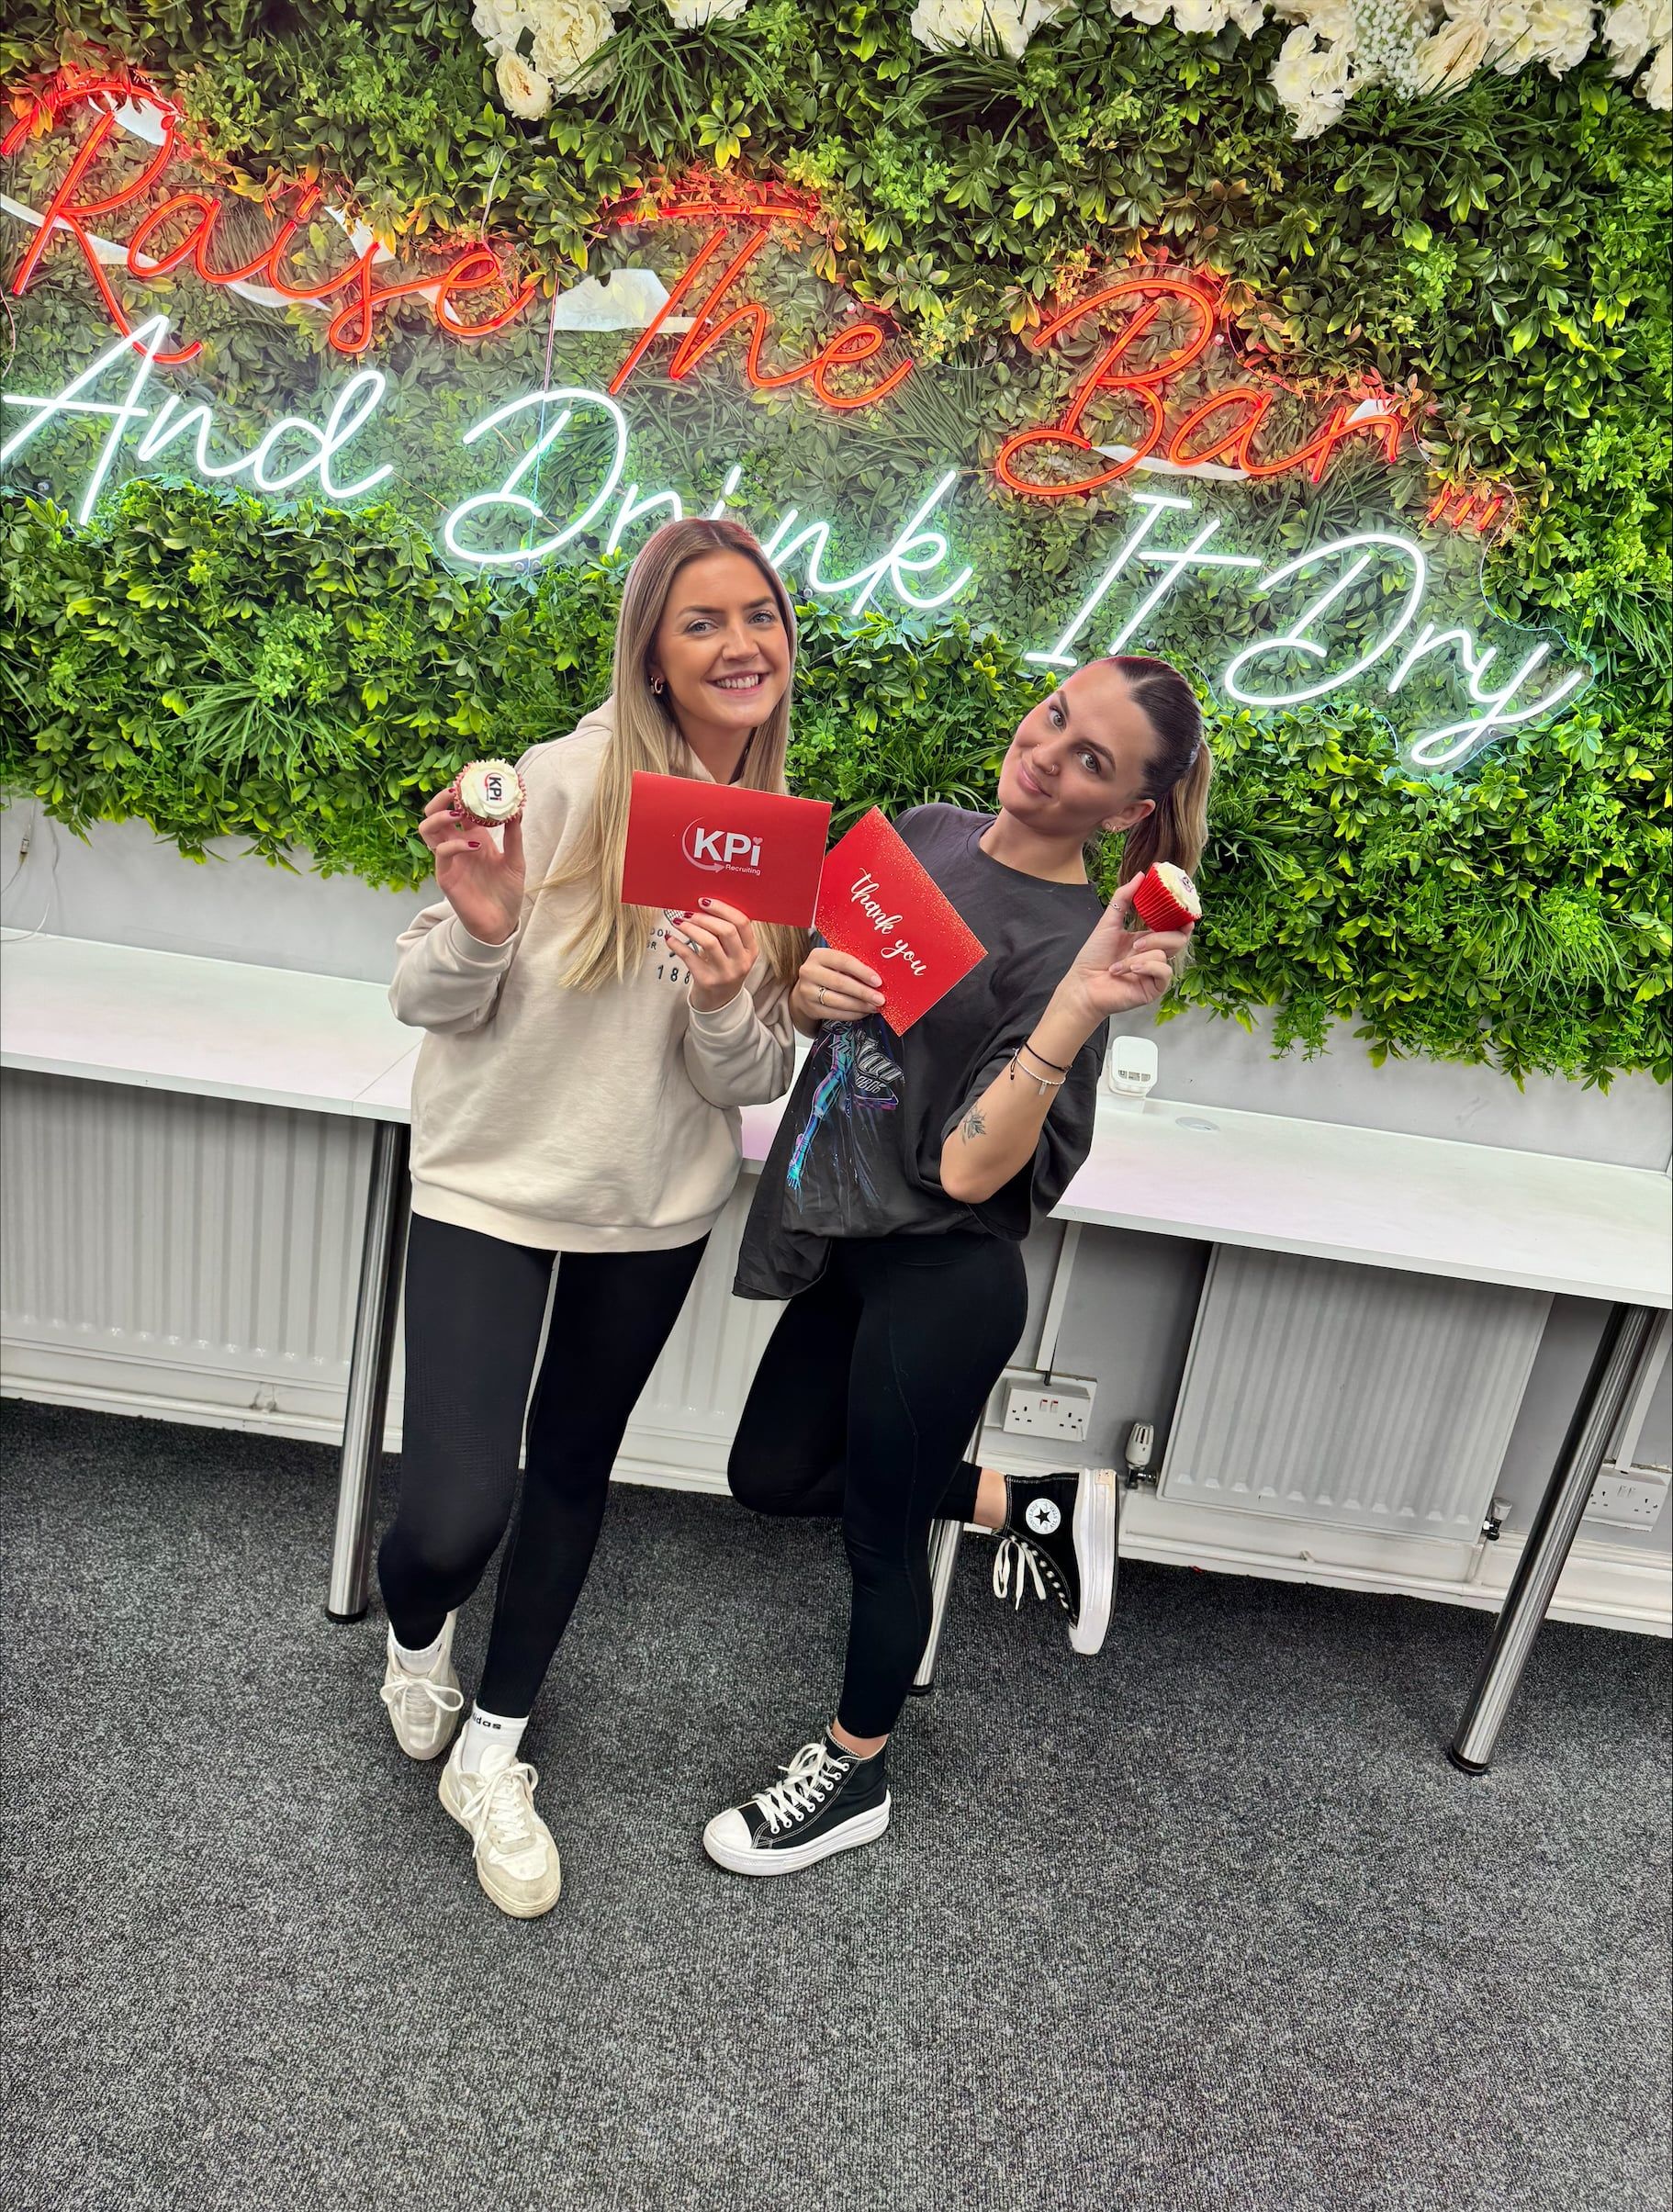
{"left": 1, "top": 0, "right": 1667, "bottom": 1084}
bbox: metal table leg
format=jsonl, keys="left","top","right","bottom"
{"left": 910, "top": 1517, "right": 966, "bottom": 1696}
{"left": 326, "top": 1120, "right": 410, "bottom": 1623}
{"left": 1448, "top": 1302, "right": 1657, "bottom": 1773}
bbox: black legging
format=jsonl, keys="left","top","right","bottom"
{"left": 378, "top": 1214, "right": 709, "bottom": 1717}
{"left": 728, "top": 1230, "right": 1027, "bottom": 1737}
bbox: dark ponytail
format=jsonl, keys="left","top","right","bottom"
{"left": 1102, "top": 655, "right": 1211, "bottom": 882}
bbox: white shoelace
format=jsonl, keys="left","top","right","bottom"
{"left": 752, "top": 1741, "right": 842, "bottom": 1836}
{"left": 379, "top": 1669, "right": 464, "bottom": 1722}
{"left": 458, "top": 1757, "right": 546, "bottom": 1868}
{"left": 992, "top": 1533, "right": 1048, "bottom": 1611}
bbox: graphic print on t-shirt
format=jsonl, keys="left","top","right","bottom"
{"left": 785, "top": 1023, "right": 904, "bottom": 1214}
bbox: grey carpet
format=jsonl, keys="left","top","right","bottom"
{"left": 1, "top": 1399, "right": 1667, "bottom": 2212}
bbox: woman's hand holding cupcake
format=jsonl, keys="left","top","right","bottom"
{"left": 420, "top": 782, "right": 526, "bottom": 948}
{"left": 1039, "top": 876, "right": 1195, "bottom": 1052}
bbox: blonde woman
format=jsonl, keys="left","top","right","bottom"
{"left": 376, "top": 519, "right": 802, "bottom": 1918}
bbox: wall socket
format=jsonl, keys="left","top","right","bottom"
{"left": 1583, "top": 1467, "right": 1670, "bottom": 1530}
{"left": 1003, "top": 1376, "right": 1095, "bottom": 1442}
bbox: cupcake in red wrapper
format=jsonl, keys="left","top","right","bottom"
{"left": 455, "top": 759, "right": 524, "bottom": 829}
{"left": 1132, "top": 861, "right": 1201, "bottom": 933}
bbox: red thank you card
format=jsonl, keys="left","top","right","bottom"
{"left": 620, "top": 773, "right": 832, "bottom": 926}
{"left": 815, "top": 809, "right": 986, "bottom": 1033}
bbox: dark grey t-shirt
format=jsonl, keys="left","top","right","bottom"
{"left": 735, "top": 804, "right": 1107, "bottom": 1300}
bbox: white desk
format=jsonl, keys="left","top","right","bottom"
{"left": 5, "top": 932, "right": 1668, "bottom": 1761}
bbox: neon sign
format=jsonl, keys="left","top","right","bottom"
{"left": 8, "top": 78, "right": 1425, "bottom": 489}
{"left": 995, "top": 277, "right": 1409, "bottom": 499}
{"left": 1, "top": 78, "right": 538, "bottom": 361}
{"left": 0, "top": 70, "right": 1584, "bottom": 768}
{"left": 0, "top": 320, "right": 1586, "bottom": 768}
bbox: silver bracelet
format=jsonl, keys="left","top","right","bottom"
{"left": 1007, "top": 1049, "right": 1067, "bottom": 1098}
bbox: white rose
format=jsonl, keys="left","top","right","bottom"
{"left": 1640, "top": 33, "right": 1672, "bottom": 95}
{"left": 1411, "top": 6, "right": 1491, "bottom": 83}
{"left": 1116, "top": 0, "right": 1174, "bottom": 22}
{"left": 526, "top": 0, "right": 618, "bottom": 81}
{"left": 495, "top": 49, "right": 554, "bottom": 115}
{"left": 1173, "top": 0, "right": 1230, "bottom": 29}
{"left": 1230, "top": 0, "right": 1270, "bottom": 27}
{"left": 667, "top": 0, "right": 748, "bottom": 19}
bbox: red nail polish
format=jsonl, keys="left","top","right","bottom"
{"left": 468, "top": 839, "right": 481, "bottom": 848}
{"left": 700, "top": 897, "right": 713, "bottom": 909}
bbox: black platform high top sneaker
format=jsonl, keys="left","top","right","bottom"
{"left": 992, "top": 1468, "right": 1119, "bottom": 1656}
{"left": 702, "top": 1731, "right": 891, "bottom": 1877}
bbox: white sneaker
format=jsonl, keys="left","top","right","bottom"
{"left": 378, "top": 1615, "right": 464, "bottom": 1760}
{"left": 439, "top": 1742, "right": 563, "bottom": 1919}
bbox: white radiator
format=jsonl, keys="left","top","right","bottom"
{"left": 1158, "top": 1243, "right": 1551, "bottom": 1539}
{"left": 0, "top": 1071, "right": 773, "bottom": 1480}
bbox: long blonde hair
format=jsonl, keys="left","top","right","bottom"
{"left": 544, "top": 519, "right": 806, "bottom": 993}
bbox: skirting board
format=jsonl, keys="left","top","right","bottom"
{"left": 5, "top": 1353, "right": 1667, "bottom": 1637}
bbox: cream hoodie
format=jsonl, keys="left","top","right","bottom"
{"left": 391, "top": 705, "right": 796, "bottom": 1252}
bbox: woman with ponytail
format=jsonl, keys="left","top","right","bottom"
{"left": 705, "top": 654, "right": 1207, "bottom": 1878}
{"left": 376, "top": 519, "right": 801, "bottom": 1917}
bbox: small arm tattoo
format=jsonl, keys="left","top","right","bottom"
{"left": 960, "top": 1104, "right": 987, "bottom": 1141}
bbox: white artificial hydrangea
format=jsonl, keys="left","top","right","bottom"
{"left": 1112, "top": 0, "right": 1662, "bottom": 127}
{"left": 1269, "top": 3, "right": 1361, "bottom": 135}
{"left": 909, "top": 0, "right": 1065, "bottom": 58}
{"left": 1601, "top": 0, "right": 1671, "bottom": 104}
{"left": 667, "top": 0, "right": 749, "bottom": 21}
{"left": 1640, "top": 32, "right": 1673, "bottom": 93}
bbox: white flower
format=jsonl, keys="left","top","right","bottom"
{"left": 667, "top": 0, "right": 748, "bottom": 19}
{"left": 1266, "top": 0, "right": 1362, "bottom": 132}
{"left": 910, "top": 0, "right": 1062, "bottom": 56}
{"left": 473, "top": 0, "right": 524, "bottom": 51}
{"left": 1640, "top": 33, "right": 1672, "bottom": 94}
{"left": 1602, "top": 0, "right": 1670, "bottom": 59}
{"left": 1114, "top": 0, "right": 1174, "bottom": 21}
{"left": 1411, "top": 8, "right": 1492, "bottom": 83}
{"left": 1486, "top": 0, "right": 1595, "bottom": 74}
{"left": 495, "top": 49, "right": 554, "bottom": 116}
{"left": 525, "top": 0, "right": 618, "bottom": 81}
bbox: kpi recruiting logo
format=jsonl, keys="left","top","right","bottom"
{"left": 682, "top": 824, "right": 763, "bottom": 874}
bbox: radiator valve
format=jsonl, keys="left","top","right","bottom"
{"left": 1480, "top": 1496, "right": 1511, "bottom": 1542}
{"left": 1124, "top": 1420, "right": 1157, "bottom": 1488}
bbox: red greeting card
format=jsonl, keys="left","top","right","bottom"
{"left": 620, "top": 773, "right": 832, "bottom": 926}
{"left": 814, "top": 809, "right": 987, "bottom": 1033}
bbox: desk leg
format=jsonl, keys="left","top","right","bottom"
{"left": 910, "top": 1519, "right": 966, "bottom": 1697}
{"left": 1448, "top": 1302, "right": 1656, "bottom": 1773}
{"left": 326, "top": 1122, "right": 410, "bottom": 1623}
